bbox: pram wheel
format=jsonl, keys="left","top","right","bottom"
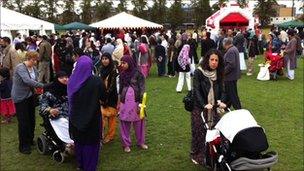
{"left": 52, "top": 150, "right": 65, "bottom": 163}
{"left": 37, "top": 135, "right": 50, "bottom": 155}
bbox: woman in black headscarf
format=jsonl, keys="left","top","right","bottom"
{"left": 99, "top": 53, "right": 119, "bottom": 144}
{"left": 39, "top": 71, "right": 74, "bottom": 145}
{"left": 40, "top": 71, "right": 69, "bottom": 119}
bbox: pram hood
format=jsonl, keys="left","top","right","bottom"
{"left": 215, "top": 109, "right": 259, "bottom": 143}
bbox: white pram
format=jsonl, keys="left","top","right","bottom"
{"left": 203, "top": 109, "right": 278, "bottom": 171}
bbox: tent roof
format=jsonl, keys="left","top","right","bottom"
{"left": 278, "top": 20, "right": 304, "bottom": 28}
{"left": 220, "top": 13, "right": 249, "bottom": 24}
{"left": 0, "top": 7, "right": 54, "bottom": 31}
{"left": 55, "top": 24, "right": 66, "bottom": 30}
{"left": 63, "top": 22, "right": 95, "bottom": 30}
{"left": 90, "top": 12, "right": 163, "bottom": 29}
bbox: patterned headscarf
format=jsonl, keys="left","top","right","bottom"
{"left": 178, "top": 44, "right": 190, "bottom": 70}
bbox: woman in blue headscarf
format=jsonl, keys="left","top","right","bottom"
{"left": 68, "top": 56, "right": 106, "bottom": 171}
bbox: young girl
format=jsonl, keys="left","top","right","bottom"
{"left": 99, "top": 53, "right": 119, "bottom": 144}
{"left": 119, "top": 55, "right": 148, "bottom": 153}
{"left": 0, "top": 67, "right": 16, "bottom": 124}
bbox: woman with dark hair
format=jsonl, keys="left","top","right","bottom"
{"left": 118, "top": 55, "right": 148, "bottom": 153}
{"left": 99, "top": 53, "right": 118, "bottom": 144}
{"left": 190, "top": 49, "right": 227, "bottom": 166}
{"left": 155, "top": 38, "right": 167, "bottom": 76}
{"left": 15, "top": 42, "right": 27, "bottom": 62}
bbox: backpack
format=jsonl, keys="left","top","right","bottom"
{"left": 183, "top": 90, "right": 193, "bottom": 112}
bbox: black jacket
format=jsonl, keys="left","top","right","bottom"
{"left": 192, "top": 69, "right": 226, "bottom": 110}
{"left": 69, "top": 76, "right": 106, "bottom": 144}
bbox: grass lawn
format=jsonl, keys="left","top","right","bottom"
{"left": 1, "top": 56, "right": 303, "bottom": 171}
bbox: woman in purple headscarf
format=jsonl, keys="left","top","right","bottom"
{"left": 118, "top": 55, "right": 148, "bottom": 153}
{"left": 68, "top": 56, "right": 106, "bottom": 171}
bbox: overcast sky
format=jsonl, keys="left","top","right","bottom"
{"left": 70, "top": 0, "right": 303, "bottom": 14}
{"left": 10, "top": 0, "right": 304, "bottom": 15}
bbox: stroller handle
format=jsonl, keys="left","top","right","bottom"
{"left": 201, "top": 106, "right": 231, "bottom": 130}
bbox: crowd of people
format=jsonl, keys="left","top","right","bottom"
{"left": 0, "top": 25, "right": 303, "bottom": 170}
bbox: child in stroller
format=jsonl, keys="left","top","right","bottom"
{"left": 37, "top": 71, "right": 74, "bottom": 163}
{"left": 203, "top": 109, "right": 278, "bottom": 170}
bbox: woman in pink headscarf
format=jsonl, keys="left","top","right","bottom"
{"left": 176, "top": 44, "right": 191, "bottom": 93}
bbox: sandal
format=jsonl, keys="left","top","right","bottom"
{"left": 191, "top": 158, "right": 199, "bottom": 165}
{"left": 124, "top": 147, "right": 131, "bottom": 153}
{"left": 139, "top": 144, "right": 148, "bottom": 150}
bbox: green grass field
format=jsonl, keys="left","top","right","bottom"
{"left": 1, "top": 56, "right": 303, "bottom": 171}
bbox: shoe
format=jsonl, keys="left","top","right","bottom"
{"left": 139, "top": 144, "right": 148, "bottom": 150}
{"left": 246, "top": 73, "right": 253, "bottom": 76}
{"left": 31, "top": 141, "right": 36, "bottom": 146}
{"left": 124, "top": 147, "right": 131, "bottom": 153}
{"left": 1, "top": 120, "right": 9, "bottom": 124}
{"left": 177, "top": 91, "right": 182, "bottom": 93}
{"left": 103, "top": 138, "right": 113, "bottom": 144}
{"left": 20, "top": 148, "right": 31, "bottom": 154}
{"left": 191, "top": 158, "right": 199, "bottom": 165}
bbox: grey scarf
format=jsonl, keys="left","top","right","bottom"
{"left": 198, "top": 67, "right": 217, "bottom": 127}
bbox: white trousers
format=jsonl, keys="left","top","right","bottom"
{"left": 286, "top": 59, "right": 295, "bottom": 80}
{"left": 176, "top": 72, "right": 191, "bottom": 92}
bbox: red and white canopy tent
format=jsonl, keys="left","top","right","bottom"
{"left": 206, "top": 2, "right": 259, "bottom": 33}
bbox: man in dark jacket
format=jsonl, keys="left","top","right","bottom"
{"left": 223, "top": 37, "right": 242, "bottom": 109}
{"left": 201, "top": 32, "right": 216, "bottom": 58}
{"left": 37, "top": 35, "right": 52, "bottom": 83}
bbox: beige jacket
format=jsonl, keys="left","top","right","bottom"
{"left": 2, "top": 44, "right": 20, "bottom": 78}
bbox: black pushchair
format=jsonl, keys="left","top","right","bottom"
{"left": 37, "top": 111, "right": 74, "bottom": 163}
{"left": 202, "top": 109, "right": 278, "bottom": 170}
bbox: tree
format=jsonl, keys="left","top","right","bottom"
{"left": 131, "top": 0, "right": 148, "bottom": 19}
{"left": 61, "top": 0, "right": 76, "bottom": 24}
{"left": 2, "top": 0, "right": 15, "bottom": 10}
{"left": 23, "top": 0, "right": 43, "bottom": 19}
{"left": 168, "top": 0, "right": 184, "bottom": 29}
{"left": 81, "top": 0, "right": 92, "bottom": 24}
{"left": 117, "top": 0, "right": 127, "bottom": 12}
{"left": 150, "top": 0, "right": 167, "bottom": 24}
{"left": 237, "top": 0, "right": 248, "bottom": 8}
{"left": 14, "top": 0, "right": 25, "bottom": 12}
{"left": 191, "top": 0, "right": 212, "bottom": 27}
{"left": 94, "top": 0, "right": 113, "bottom": 21}
{"left": 254, "top": 0, "right": 278, "bottom": 27}
{"left": 43, "top": 0, "right": 61, "bottom": 23}
{"left": 211, "top": 0, "right": 228, "bottom": 12}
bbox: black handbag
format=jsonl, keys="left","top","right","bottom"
{"left": 183, "top": 90, "right": 193, "bottom": 112}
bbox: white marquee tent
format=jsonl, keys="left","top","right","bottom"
{"left": 90, "top": 12, "right": 163, "bottom": 29}
{"left": 0, "top": 7, "right": 55, "bottom": 40}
